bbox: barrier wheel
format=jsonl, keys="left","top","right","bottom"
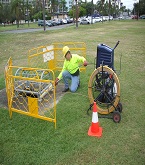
{"left": 88, "top": 65, "right": 120, "bottom": 115}
{"left": 113, "top": 111, "right": 121, "bottom": 123}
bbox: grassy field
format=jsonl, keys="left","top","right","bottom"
{"left": 0, "top": 20, "right": 145, "bottom": 165}
{"left": 0, "top": 22, "right": 39, "bottom": 32}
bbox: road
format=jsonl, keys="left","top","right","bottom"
{"left": 0, "top": 23, "right": 74, "bottom": 34}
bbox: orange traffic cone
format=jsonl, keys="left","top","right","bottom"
{"left": 88, "top": 102, "right": 103, "bottom": 137}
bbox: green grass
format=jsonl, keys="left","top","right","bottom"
{"left": 0, "top": 20, "right": 145, "bottom": 165}
{"left": 0, "top": 22, "right": 39, "bottom": 32}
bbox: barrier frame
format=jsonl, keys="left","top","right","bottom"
{"left": 5, "top": 57, "right": 57, "bottom": 128}
{"left": 28, "top": 42, "right": 87, "bottom": 72}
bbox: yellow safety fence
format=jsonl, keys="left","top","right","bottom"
{"left": 5, "top": 42, "right": 87, "bottom": 128}
{"left": 28, "top": 42, "right": 86, "bottom": 72}
{"left": 5, "top": 58, "right": 56, "bottom": 128}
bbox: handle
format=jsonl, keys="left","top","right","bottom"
{"left": 113, "top": 41, "right": 120, "bottom": 50}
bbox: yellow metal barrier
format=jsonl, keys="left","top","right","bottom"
{"left": 5, "top": 58, "right": 56, "bottom": 128}
{"left": 28, "top": 42, "right": 86, "bottom": 72}
{"left": 5, "top": 42, "right": 87, "bottom": 128}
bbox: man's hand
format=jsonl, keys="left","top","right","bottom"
{"left": 83, "top": 61, "right": 88, "bottom": 67}
{"left": 55, "top": 78, "right": 59, "bottom": 86}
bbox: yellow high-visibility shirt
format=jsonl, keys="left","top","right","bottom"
{"left": 58, "top": 54, "right": 86, "bottom": 79}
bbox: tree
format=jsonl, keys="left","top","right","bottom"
{"left": 0, "top": 3, "right": 3, "bottom": 23}
{"left": 61, "top": 0, "right": 67, "bottom": 18}
{"left": 79, "top": 6, "right": 86, "bottom": 17}
{"left": 96, "top": 0, "right": 103, "bottom": 14}
{"left": 0, "top": 3, "right": 12, "bottom": 25}
{"left": 139, "top": 0, "right": 145, "bottom": 15}
{"left": 68, "top": 5, "right": 86, "bottom": 18}
{"left": 85, "top": 2, "right": 93, "bottom": 16}
{"left": 23, "top": 0, "right": 33, "bottom": 26}
{"left": 33, "top": 11, "right": 43, "bottom": 20}
{"left": 51, "top": 0, "right": 58, "bottom": 18}
{"left": 134, "top": 0, "right": 145, "bottom": 16}
{"left": 11, "top": 0, "right": 23, "bottom": 28}
{"left": 33, "top": 0, "right": 43, "bottom": 13}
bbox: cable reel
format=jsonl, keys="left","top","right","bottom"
{"left": 88, "top": 65, "right": 121, "bottom": 115}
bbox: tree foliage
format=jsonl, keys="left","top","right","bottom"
{"left": 133, "top": 0, "right": 145, "bottom": 16}
{"left": 1, "top": 0, "right": 144, "bottom": 25}
{"left": 11, "top": 0, "right": 23, "bottom": 27}
{"left": 0, "top": 3, "right": 12, "bottom": 25}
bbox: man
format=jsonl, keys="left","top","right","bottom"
{"left": 55, "top": 46, "right": 88, "bottom": 92}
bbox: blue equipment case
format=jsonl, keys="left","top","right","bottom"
{"left": 96, "top": 44, "right": 114, "bottom": 70}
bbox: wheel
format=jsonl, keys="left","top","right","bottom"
{"left": 116, "top": 102, "right": 123, "bottom": 113}
{"left": 112, "top": 111, "right": 121, "bottom": 123}
{"left": 88, "top": 65, "right": 120, "bottom": 115}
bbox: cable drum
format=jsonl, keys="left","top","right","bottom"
{"left": 88, "top": 65, "right": 120, "bottom": 114}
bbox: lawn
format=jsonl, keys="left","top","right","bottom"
{"left": 0, "top": 20, "right": 145, "bottom": 165}
{"left": 0, "top": 22, "right": 39, "bottom": 32}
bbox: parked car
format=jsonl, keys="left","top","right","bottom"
{"left": 51, "top": 19, "right": 59, "bottom": 26}
{"left": 62, "top": 19, "right": 67, "bottom": 24}
{"left": 54, "top": 19, "right": 62, "bottom": 25}
{"left": 109, "top": 16, "right": 113, "bottom": 20}
{"left": 118, "top": 16, "right": 124, "bottom": 20}
{"left": 93, "top": 17, "right": 102, "bottom": 23}
{"left": 38, "top": 20, "right": 52, "bottom": 27}
{"left": 66, "top": 18, "right": 73, "bottom": 24}
{"left": 140, "top": 15, "right": 145, "bottom": 19}
{"left": 131, "top": 15, "right": 138, "bottom": 19}
{"left": 80, "top": 18, "right": 90, "bottom": 25}
{"left": 100, "top": 16, "right": 107, "bottom": 21}
{"left": 124, "top": 16, "right": 132, "bottom": 20}
{"left": 58, "top": 19, "right": 64, "bottom": 25}
{"left": 47, "top": 20, "right": 53, "bottom": 26}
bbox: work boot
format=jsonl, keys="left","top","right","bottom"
{"left": 62, "top": 88, "right": 69, "bottom": 92}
